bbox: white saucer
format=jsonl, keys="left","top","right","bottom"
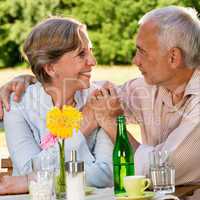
{"left": 116, "top": 191, "right": 155, "bottom": 200}
{"left": 85, "top": 186, "right": 95, "bottom": 195}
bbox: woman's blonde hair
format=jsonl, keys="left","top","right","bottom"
{"left": 23, "top": 17, "right": 87, "bottom": 83}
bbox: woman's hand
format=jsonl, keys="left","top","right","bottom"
{"left": 80, "top": 99, "right": 99, "bottom": 137}
{"left": 0, "top": 74, "right": 36, "bottom": 120}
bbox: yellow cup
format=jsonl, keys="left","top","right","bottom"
{"left": 124, "top": 175, "right": 151, "bottom": 197}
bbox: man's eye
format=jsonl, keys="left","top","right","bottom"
{"left": 137, "top": 48, "right": 144, "bottom": 56}
{"left": 136, "top": 47, "right": 141, "bottom": 53}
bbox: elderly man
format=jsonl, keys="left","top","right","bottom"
{"left": 0, "top": 5, "right": 200, "bottom": 197}
{"left": 95, "top": 5, "right": 200, "bottom": 184}
{"left": 91, "top": 6, "right": 200, "bottom": 199}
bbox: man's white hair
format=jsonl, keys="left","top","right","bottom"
{"left": 139, "top": 6, "right": 200, "bottom": 69}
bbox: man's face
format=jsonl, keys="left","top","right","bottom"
{"left": 133, "top": 22, "right": 174, "bottom": 87}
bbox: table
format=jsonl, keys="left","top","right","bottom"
{"left": 1, "top": 185, "right": 200, "bottom": 200}
{"left": 174, "top": 184, "right": 200, "bottom": 198}
{"left": 0, "top": 188, "right": 115, "bottom": 200}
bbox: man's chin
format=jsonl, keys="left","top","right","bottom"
{"left": 144, "top": 77, "right": 156, "bottom": 85}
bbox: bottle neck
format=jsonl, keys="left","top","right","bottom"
{"left": 116, "top": 121, "right": 128, "bottom": 140}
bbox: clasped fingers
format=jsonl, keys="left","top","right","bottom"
{"left": 90, "top": 87, "right": 123, "bottom": 117}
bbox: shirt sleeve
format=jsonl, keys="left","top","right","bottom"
{"left": 65, "top": 128, "right": 114, "bottom": 187}
{"left": 134, "top": 102, "right": 200, "bottom": 185}
{"left": 4, "top": 99, "right": 58, "bottom": 175}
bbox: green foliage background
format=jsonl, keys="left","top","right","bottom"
{"left": 0, "top": 0, "right": 199, "bottom": 67}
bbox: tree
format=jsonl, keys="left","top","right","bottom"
{"left": 0, "top": 0, "right": 60, "bottom": 67}
{"left": 0, "top": 0, "right": 199, "bottom": 67}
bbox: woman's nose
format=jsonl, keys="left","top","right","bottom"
{"left": 87, "top": 53, "right": 96, "bottom": 67}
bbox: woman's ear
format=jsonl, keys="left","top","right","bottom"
{"left": 43, "top": 63, "right": 56, "bottom": 78}
{"left": 168, "top": 47, "right": 183, "bottom": 69}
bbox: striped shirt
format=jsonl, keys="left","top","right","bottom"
{"left": 119, "top": 69, "right": 200, "bottom": 185}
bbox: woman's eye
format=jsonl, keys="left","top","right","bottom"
{"left": 78, "top": 51, "right": 86, "bottom": 58}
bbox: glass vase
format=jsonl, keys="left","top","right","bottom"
{"left": 55, "top": 139, "right": 66, "bottom": 200}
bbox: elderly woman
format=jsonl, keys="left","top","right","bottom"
{"left": 3, "top": 17, "right": 113, "bottom": 188}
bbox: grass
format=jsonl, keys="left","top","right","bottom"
{"left": 0, "top": 65, "right": 141, "bottom": 86}
{"left": 0, "top": 67, "right": 32, "bottom": 87}
{"left": 91, "top": 65, "right": 142, "bottom": 85}
{"left": 0, "top": 65, "right": 142, "bottom": 154}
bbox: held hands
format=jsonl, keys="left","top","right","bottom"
{"left": 0, "top": 74, "right": 36, "bottom": 119}
{"left": 90, "top": 82, "right": 123, "bottom": 142}
{"left": 80, "top": 82, "right": 123, "bottom": 140}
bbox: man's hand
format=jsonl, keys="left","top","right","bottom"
{"left": 90, "top": 83, "right": 123, "bottom": 142}
{"left": 0, "top": 74, "right": 36, "bottom": 119}
{"left": 92, "top": 82, "right": 123, "bottom": 116}
{"left": 80, "top": 99, "right": 99, "bottom": 137}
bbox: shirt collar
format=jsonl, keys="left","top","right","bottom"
{"left": 158, "top": 68, "right": 200, "bottom": 108}
{"left": 184, "top": 68, "right": 200, "bottom": 97}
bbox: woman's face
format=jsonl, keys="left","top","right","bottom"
{"left": 49, "top": 31, "right": 96, "bottom": 91}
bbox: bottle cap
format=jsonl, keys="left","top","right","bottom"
{"left": 65, "top": 150, "right": 84, "bottom": 175}
{"left": 117, "top": 115, "right": 125, "bottom": 122}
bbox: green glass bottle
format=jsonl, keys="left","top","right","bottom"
{"left": 113, "top": 115, "right": 135, "bottom": 195}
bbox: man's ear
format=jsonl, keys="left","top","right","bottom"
{"left": 43, "top": 63, "right": 56, "bottom": 78}
{"left": 168, "top": 47, "right": 183, "bottom": 69}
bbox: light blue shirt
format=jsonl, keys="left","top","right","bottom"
{"left": 4, "top": 81, "right": 113, "bottom": 187}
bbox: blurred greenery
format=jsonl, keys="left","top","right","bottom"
{"left": 0, "top": 0, "right": 199, "bottom": 67}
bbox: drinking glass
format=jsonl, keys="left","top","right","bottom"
{"left": 29, "top": 170, "right": 54, "bottom": 200}
{"left": 31, "top": 151, "right": 57, "bottom": 173}
{"left": 149, "top": 150, "right": 175, "bottom": 194}
{"left": 29, "top": 152, "right": 56, "bottom": 200}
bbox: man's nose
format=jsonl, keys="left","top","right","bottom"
{"left": 132, "top": 55, "right": 137, "bottom": 65}
{"left": 132, "top": 54, "right": 140, "bottom": 67}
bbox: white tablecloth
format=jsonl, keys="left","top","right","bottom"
{"left": 0, "top": 188, "right": 115, "bottom": 200}
{"left": 0, "top": 188, "right": 180, "bottom": 200}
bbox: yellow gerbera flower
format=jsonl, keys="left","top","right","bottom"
{"left": 46, "top": 105, "right": 83, "bottom": 139}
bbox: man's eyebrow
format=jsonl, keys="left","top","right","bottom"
{"left": 136, "top": 45, "right": 145, "bottom": 52}
{"left": 136, "top": 45, "right": 146, "bottom": 53}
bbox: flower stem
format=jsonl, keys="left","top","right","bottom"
{"left": 57, "top": 139, "right": 66, "bottom": 194}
